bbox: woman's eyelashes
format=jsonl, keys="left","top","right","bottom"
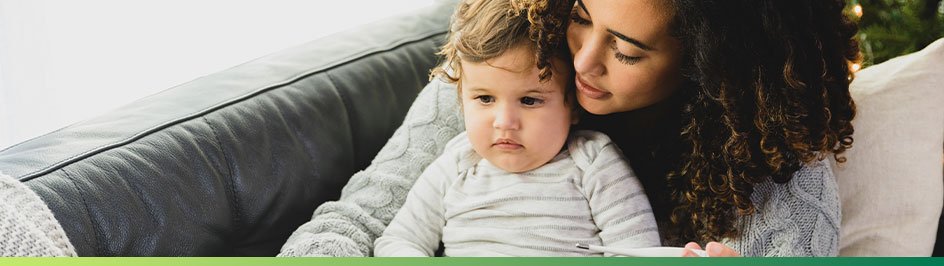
{"left": 610, "top": 40, "right": 643, "bottom": 65}
{"left": 614, "top": 51, "right": 643, "bottom": 65}
{"left": 570, "top": 8, "right": 590, "bottom": 26}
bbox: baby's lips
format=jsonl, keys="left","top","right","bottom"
{"left": 494, "top": 138, "right": 520, "bottom": 145}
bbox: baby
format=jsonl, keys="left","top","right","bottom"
{"left": 373, "top": 0, "right": 660, "bottom": 256}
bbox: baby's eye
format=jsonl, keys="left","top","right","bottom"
{"left": 474, "top": 95, "right": 494, "bottom": 104}
{"left": 520, "top": 97, "right": 543, "bottom": 106}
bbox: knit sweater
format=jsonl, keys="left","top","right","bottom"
{"left": 374, "top": 131, "right": 660, "bottom": 256}
{"left": 278, "top": 79, "right": 841, "bottom": 257}
{"left": 0, "top": 172, "right": 77, "bottom": 257}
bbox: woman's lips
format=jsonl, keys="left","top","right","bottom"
{"left": 576, "top": 76, "right": 610, "bottom": 99}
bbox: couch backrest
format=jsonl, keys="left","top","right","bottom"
{"left": 0, "top": 1, "right": 453, "bottom": 256}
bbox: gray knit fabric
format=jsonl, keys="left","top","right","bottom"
{"left": 723, "top": 159, "right": 841, "bottom": 257}
{"left": 0, "top": 171, "right": 77, "bottom": 257}
{"left": 278, "top": 79, "right": 841, "bottom": 257}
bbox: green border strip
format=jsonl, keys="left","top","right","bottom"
{"left": 0, "top": 257, "right": 941, "bottom": 266}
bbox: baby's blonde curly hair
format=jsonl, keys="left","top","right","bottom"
{"left": 430, "top": 0, "right": 572, "bottom": 89}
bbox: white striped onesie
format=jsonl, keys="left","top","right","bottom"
{"left": 374, "top": 130, "right": 661, "bottom": 256}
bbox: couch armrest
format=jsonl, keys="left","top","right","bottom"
{"left": 0, "top": 1, "right": 454, "bottom": 256}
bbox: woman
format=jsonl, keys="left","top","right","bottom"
{"left": 279, "top": 0, "right": 858, "bottom": 257}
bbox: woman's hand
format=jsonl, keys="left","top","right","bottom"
{"left": 682, "top": 241, "right": 741, "bottom": 257}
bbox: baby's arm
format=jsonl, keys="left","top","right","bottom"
{"left": 373, "top": 152, "right": 455, "bottom": 256}
{"left": 573, "top": 131, "right": 661, "bottom": 255}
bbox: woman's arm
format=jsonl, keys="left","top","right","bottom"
{"left": 278, "top": 79, "right": 463, "bottom": 257}
{"left": 723, "top": 159, "right": 841, "bottom": 257}
{"left": 0, "top": 172, "right": 77, "bottom": 257}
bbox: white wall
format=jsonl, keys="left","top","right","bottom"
{"left": 0, "top": 0, "right": 435, "bottom": 149}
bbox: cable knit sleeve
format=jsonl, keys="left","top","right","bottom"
{"left": 0, "top": 172, "right": 77, "bottom": 257}
{"left": 723, "top": 159, "right": 841, "bottom": 257}
{"left": 278, "top": 79, "right": 463, "bottom": 257}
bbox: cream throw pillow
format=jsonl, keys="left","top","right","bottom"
{"left": 834, "top": 38, "right": 944, "bottom": 256}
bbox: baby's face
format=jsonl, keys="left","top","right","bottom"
{"left": 460, "top": 45, "right": 573, "bottom": 173}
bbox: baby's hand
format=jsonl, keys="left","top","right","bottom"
{"left": 682, "top": 241, "right": 741, "bottom": 257}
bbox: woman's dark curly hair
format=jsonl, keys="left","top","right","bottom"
{"left": 667, "top": 0, "right": 859, "bottom": 243}
{"left": 531, "top": 0, "right": 859, "bottom": 244}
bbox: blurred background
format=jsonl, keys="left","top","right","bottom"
{"left": 0, "top": 0, "right": 942, "bottom": 150}
{"left": 0, "top": 0, "right": 436, "bottom": 150}
{"left": 850, "top": 0, "right": 944, "bottom": 66}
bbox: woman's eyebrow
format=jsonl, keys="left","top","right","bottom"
{"left": 578, "top": 0, "right": 654, "bottom": 52}
{"left": 606, "top": 29, "right": 654, "bottom": 51}
{"left": 577, "top": 0, "right": 590, "bottom": 18}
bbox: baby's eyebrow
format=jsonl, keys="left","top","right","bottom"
{"left": 465, "top": 87, "right": 496, "bottom": 94}
{"left": 466, "top": 87, "right": 555, "bottom": 94}
{"left": 525, "top": 88, "right": 555, "bottom": 94}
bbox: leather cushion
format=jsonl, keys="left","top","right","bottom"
{"left": 0, "top": 1, "right": 454, "bottom": 256}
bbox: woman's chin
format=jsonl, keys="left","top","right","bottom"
{"left": 577, "top": 95, "right": 616, "bottom": 115}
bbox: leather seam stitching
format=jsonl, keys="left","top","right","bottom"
{"left": 15, "top": 30, "right": 447, "bottom": 182}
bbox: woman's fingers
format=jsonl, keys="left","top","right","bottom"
{"left": 681, "top": 242, "right": 703, "bottom": 257}
{"left": 705, "top": 241, "right": 741, "bottom": 257}
{"left": 681, "top": 241, "right": 740, "bottom": 257}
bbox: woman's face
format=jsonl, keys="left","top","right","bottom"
{"left": 567, "top": 0, "right": 685, "bottom": 115}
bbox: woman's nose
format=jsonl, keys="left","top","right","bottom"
{"left": 492, "top": 105, "right": 520, "bottom": 131}
{"left": 572, "top": 34, "right": 606, "bottom": 77}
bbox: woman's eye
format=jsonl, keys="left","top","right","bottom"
{"left": 614, "top": 52, "right": 643, "bottom": 65}
{"left": 474, "top": 95, "right": 494, "bottom": 104}
{"left": 610, "top": 40, "right": 643, "bottom": 65}
{"left": 520, "top": 97, "right": 543, "bottom": 106}
{"left": 570, "top": 8, "right": 590, "bottom": 26}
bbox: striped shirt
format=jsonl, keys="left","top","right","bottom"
{"left": 374, "top": 130, "right": 661, "bottom": 256}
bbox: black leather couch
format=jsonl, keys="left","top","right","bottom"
{"left": 0, "top": 1, "right": 453, "bottom": 256}
{"left": 1, "top": 0, "right": 941, "bottom": 257}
